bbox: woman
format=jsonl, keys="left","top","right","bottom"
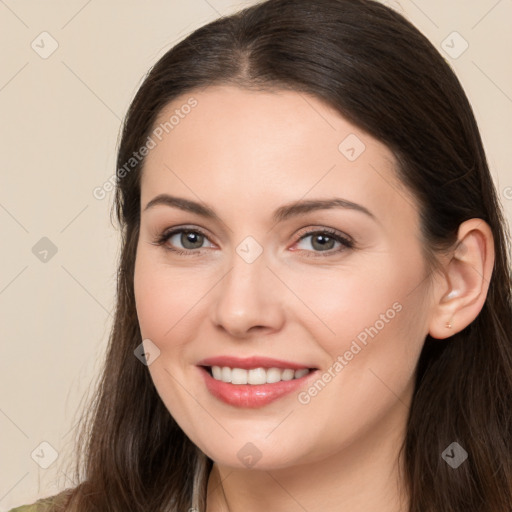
{"left": 11, "top": 0, "right": 512, "bottom": 510}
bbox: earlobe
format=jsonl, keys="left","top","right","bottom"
{"left": 428, "top": 219, "right": 494, "bottom": 340}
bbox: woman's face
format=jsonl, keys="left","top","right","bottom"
{"left": 134, "top": 85, "right": 434, "bottom": 469}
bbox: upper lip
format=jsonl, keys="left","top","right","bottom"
{"left": 197, "top": 356, "right": 316, "bottom": 370}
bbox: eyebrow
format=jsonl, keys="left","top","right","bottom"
{"left": 143, "top": 194, "right": 376, "bottom": 223}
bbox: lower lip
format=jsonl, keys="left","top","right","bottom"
{"left": 198, "top": 366, "right": 317, "bottom": 408}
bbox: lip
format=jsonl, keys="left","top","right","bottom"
{"left": 196, "top": 359, "right": 319, "bottom": 408}
{"left": 196, "top": 355, "right": 315, "bottom": 370}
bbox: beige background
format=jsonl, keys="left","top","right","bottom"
{"left": 0, "top": 0, "right": 511, "bottom": 509}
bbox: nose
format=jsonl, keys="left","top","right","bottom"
{"left": 211, "top": 246, "right": 286, "bottom": 338}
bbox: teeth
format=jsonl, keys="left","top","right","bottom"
{"left": 232, "top": 368, "right": 248, "bottom": 384}
{"left": 210, "top": 366, "right": 312, "bottom": 384}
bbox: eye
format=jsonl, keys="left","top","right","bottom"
{"left": 152, "top": 227, "right": 214, "bottom": 255}
{"left": 152, "top": 226, "right": 354, "bottom": 257}
{"left": 293, "top": 228, "right": 354, "bottom": 257}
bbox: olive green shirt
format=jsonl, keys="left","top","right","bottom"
{"left": 8, "top": 495, "right": 60, "bottom": 512}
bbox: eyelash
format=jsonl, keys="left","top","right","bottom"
{"left": 151, "top": 226, "right": 354, "bottom": 258}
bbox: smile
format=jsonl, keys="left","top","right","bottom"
{"left": 197, "top": 365, "right": 319, "bottom": 408}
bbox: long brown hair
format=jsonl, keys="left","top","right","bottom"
{"left": 53, "top": 1, "right": 512, "bottom": 510}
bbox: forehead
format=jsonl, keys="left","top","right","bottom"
{"left": 140, "top": 85, "right": 418, "bottom": 227}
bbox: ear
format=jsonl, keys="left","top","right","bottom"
{"left": 428, "top": 219, "right": 495, "bottom": 340}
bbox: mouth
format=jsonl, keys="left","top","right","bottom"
{"left": 200, "top": 365, "right": 317, "bottom": 385}
{"left": 197, "top": 364, "right": 320, "bottom": 408}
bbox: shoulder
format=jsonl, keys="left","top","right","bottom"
{"left": 7, "top": 491, "right": 71, "bottom": 512}
{"left": 7, "top": 505, "right": 40, "bottom": 512}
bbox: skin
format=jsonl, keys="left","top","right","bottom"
{"left": 133, "top": 85, "right": 494, "bottom": 512}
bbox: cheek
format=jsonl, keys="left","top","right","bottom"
{"left": 134, "top": 250, "right": 195, "bottom": 342}
{"left": 291, "top": 265, "right": 428, "bottom": 443}
{"left": 292, "top": 253, "right": 428, "bottom": 368}
{"left": 133, "top": 246, "right": 221, "bottom": 354}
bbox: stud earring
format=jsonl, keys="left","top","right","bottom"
{"left": 446, "top": 321, "right": 453, "bottom": 329}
